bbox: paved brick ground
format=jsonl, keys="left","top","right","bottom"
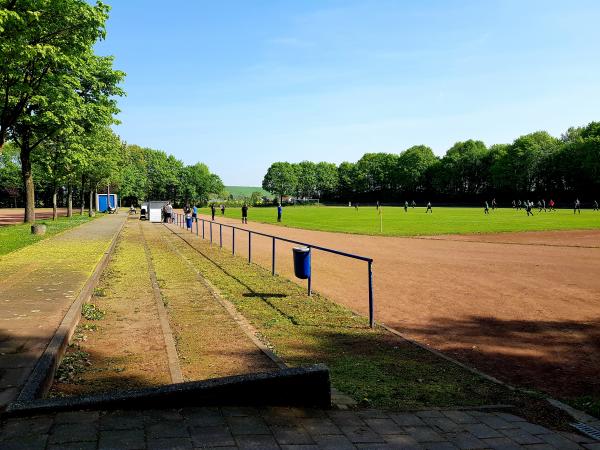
{"left": 1, "top": 406, "right": 597, "bottom": 449}
{"left": 0, "top": 214, "right": 126, "bottom": 409}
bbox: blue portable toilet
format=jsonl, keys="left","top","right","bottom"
{"left": 96, "top": 194, "right": 118, "bottom": 213}
{"left": 292, "top": 247, "right": 311, "bottom": 279}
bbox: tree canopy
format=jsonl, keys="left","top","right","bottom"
{"left": 261, "top": 122, "right": 600, "bottom": 204}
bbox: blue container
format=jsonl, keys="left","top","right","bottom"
{"left": 97, "top": 194, "right": 117, "bottom": 213}
{"left": 186, "top": 216, "right": 193, "bottom": 229}
{"left": 293, "top": 247, "right": 311, "bottom": 279}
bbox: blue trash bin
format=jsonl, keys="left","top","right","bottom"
{"left": 186, "top": 216, "right": 193, "bottom": 229}
{"left": 292, "top": 247, "right": 311, "bottom": 279}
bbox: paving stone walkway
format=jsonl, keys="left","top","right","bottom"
{"left": 1, "top": 406, "right": 597, "bottom": 450}
{"left": 0, "top": 214, "right": 126, "bottom": 409}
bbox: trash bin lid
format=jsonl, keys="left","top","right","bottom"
{"left": 293, "top": 246, "right": 310, "bottom": 253}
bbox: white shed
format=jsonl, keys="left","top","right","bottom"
{"left": 148, "top": 201, "right": 168, "bottom": 223}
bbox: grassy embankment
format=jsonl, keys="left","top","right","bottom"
{"left": 0, "top": 215, "right": 96, "bottom": 256}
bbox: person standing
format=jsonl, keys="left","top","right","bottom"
{"left": 221, "top": 204, "right": 225, "bottom": 215}
{"left": 491, "top": 198, "right": 496, "bottom": 211}
{"left": 425, "top": 201, "right": 432, "bottom": 213}
{"left": 411, "top": 200, "right": 416, "bottom": 208}
{"left": 549, "top": 199, "right": 555, "bottom": 211}
{"left": 186, "top": 209, "right": 193, "bottom": 229}
{"left": 165, "top": 202, "right": 173, "bottom": 223}
{"left": 241, "top": 204, "right": 248, "bottom": 224}
{"left": 192, "top": 204, "right": 198, "bottom": 221}
{"left": 593, "top": 200, "right": 599, "bottom": 211}
{"left": 542, "top": 199, "right": 546, "bottom": 212}
{"left": 517, "top": 200, "right": 522, "bottom": 211}
{"left": 484, "top": 201, "right": 489, "bottom": 215}
{"left": 210, "top": 204, "right": 215, "bottom": 221}
{"left": 526, "top": 201, "right": 534, "bottom": 216}
{"left": 404, "top": 201, "right": 408, "bottom": 212}
{"left": 277, "top": 204, "right": 282, "bottom": 222}
{"left": 574, "top": 198, "right": 581, "bottom": 214}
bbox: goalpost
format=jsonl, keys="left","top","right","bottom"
{"left": 293, "top": 198, "right": 320, "bottom": 206}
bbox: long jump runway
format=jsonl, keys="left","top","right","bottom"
{"left": 193, "top": 214, "right": 600, "bottom": 402}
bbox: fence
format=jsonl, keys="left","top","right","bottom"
{"left": 172, "top": 213, "right": 375, "bottom": 328}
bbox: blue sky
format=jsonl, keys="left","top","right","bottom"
{"left": 96, "top": 1, "right": 600, "bottom": 186}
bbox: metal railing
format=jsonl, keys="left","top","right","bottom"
{"left": 172, "top": 212, "right": 375, "bottom": 328}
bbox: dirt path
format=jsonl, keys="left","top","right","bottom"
{"left": 51, "top": 219, "right": 277, "bottom": 396}
{"left": 0, "top": 208, "right": 68, "bottom": 225}
{"left": 190, "top": 214, "right": 600, "bottom": 401}
{"left": 143, "top": 223, "right": 277, "bottom": 380}
{"left": 50, "top": 219, "right": 173, "bottom": 397}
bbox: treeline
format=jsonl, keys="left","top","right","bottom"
{"left": 0, "top": 1, "right": 222, "bottom": 221}
{"left": 0, "top": 140, "right": 224, "bottom": 211}
{"left": 262, "top": 122, "right": 600, "bottom": 204}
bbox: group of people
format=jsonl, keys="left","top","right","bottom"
{"left": 510, "top": 198, "right": 598, "bottom": 215}
{"left": 512, "top": 199, "right": 555, "bottom": 213}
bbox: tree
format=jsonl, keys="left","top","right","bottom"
{"left": 337, "top": 162, "right": 356, "bottom": 201}
{"left": 179, "top": 162, "right": 223, "bottom": 206}
{"left": 262, "top": 162, "right": 298, "bottom": 203}
{"left": 438, "top": 140, "right": 489, "bottom": 198}
{"left": 294, "top": 161, "right": 317, "bottom": 198}
{"left": 0, "top": 141, "right": 21, "bottom": 206}
{"left": 119, "top": 145, "right": 149, "bottom": 206}
{"left": 314, "top": 162, "right": 338, "bottom": 200}
{"left": 3, "top": 1, "right": 124, "bottom": 222}
{"left": 354, "top": 153, "right": 398, "bottom": 199}
{"left": 397, "top": 145, "right": 438, "bottom": 195}
{"left": 0, "top": 0, "right": 110, "bottom": 150}
{"left": 82, "top": 126, "right": 123, "bottom": 216}
{"left": 492, "top": 132, "right": 559, "bottom": 196}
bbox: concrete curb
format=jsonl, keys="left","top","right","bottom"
{"left": 140, "top": 223, "right": 184, "bottom": 384}
{"left": 13, "top": 215, "right": 127, "bottom": 404}
{"left": 5, "top": 365, "right": 331, "bottom": 417}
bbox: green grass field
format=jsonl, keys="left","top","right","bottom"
{"left": 0, "top": 215, "right": 96, "bottom": 256}
{"left": 223, "top": 185, "right": 272, "bottom": 198}
{"left": 201, "top": 205, "right": 600, "bottom": 236}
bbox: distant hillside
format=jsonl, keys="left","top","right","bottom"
{"left": 224, "top": 186, "right": 273, "bottom": 198}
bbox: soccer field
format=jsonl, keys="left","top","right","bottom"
{"left": 201, "top": 205, "right": 600, "bottom": 236}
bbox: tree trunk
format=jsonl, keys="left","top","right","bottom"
{"left": 52, "top": 186, "right": 58, "bottom": 220}
{"left": 19, "top": 142, "right": 35, "bottom": 224}
{"left": 67, "top": 183, "right": 73, "bottom": 217}
{"left": 88, "top": 189, "right": 95, "bottom": 217}
{"left": 80, "top": 174, "right": 85, "bottom": 215}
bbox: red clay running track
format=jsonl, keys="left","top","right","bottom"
{"left": 188, "top": 213, "right": 600, "bottom": 402}
{"left": 0, "top": 208, "right": 68, "bottom": 225}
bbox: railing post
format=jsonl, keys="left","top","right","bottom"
{"left": 272, "top": 237, "right": 276, "bottom": 276}
{"left": 196, "top": 218, "right": 198, "bottom": 236}
{"left": 220, "top": 224, "right": 223, "bottom": 248}
{"left": 307, "top": 247, "right": 312, "bottom": 296}
{"left": 210, "top": 221, "right": 213, "bottom": 244}
{"left": 232, "top": 227, "right": 235, "bottom": 255}
{"left": 248, "top": 231, "right": 251, "bottom": 263}
{"left": 368, "top": 260, "right": 374, "bottom": 328}
{"left": 202, "top": 219, "right": 205, "bottom": 239}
